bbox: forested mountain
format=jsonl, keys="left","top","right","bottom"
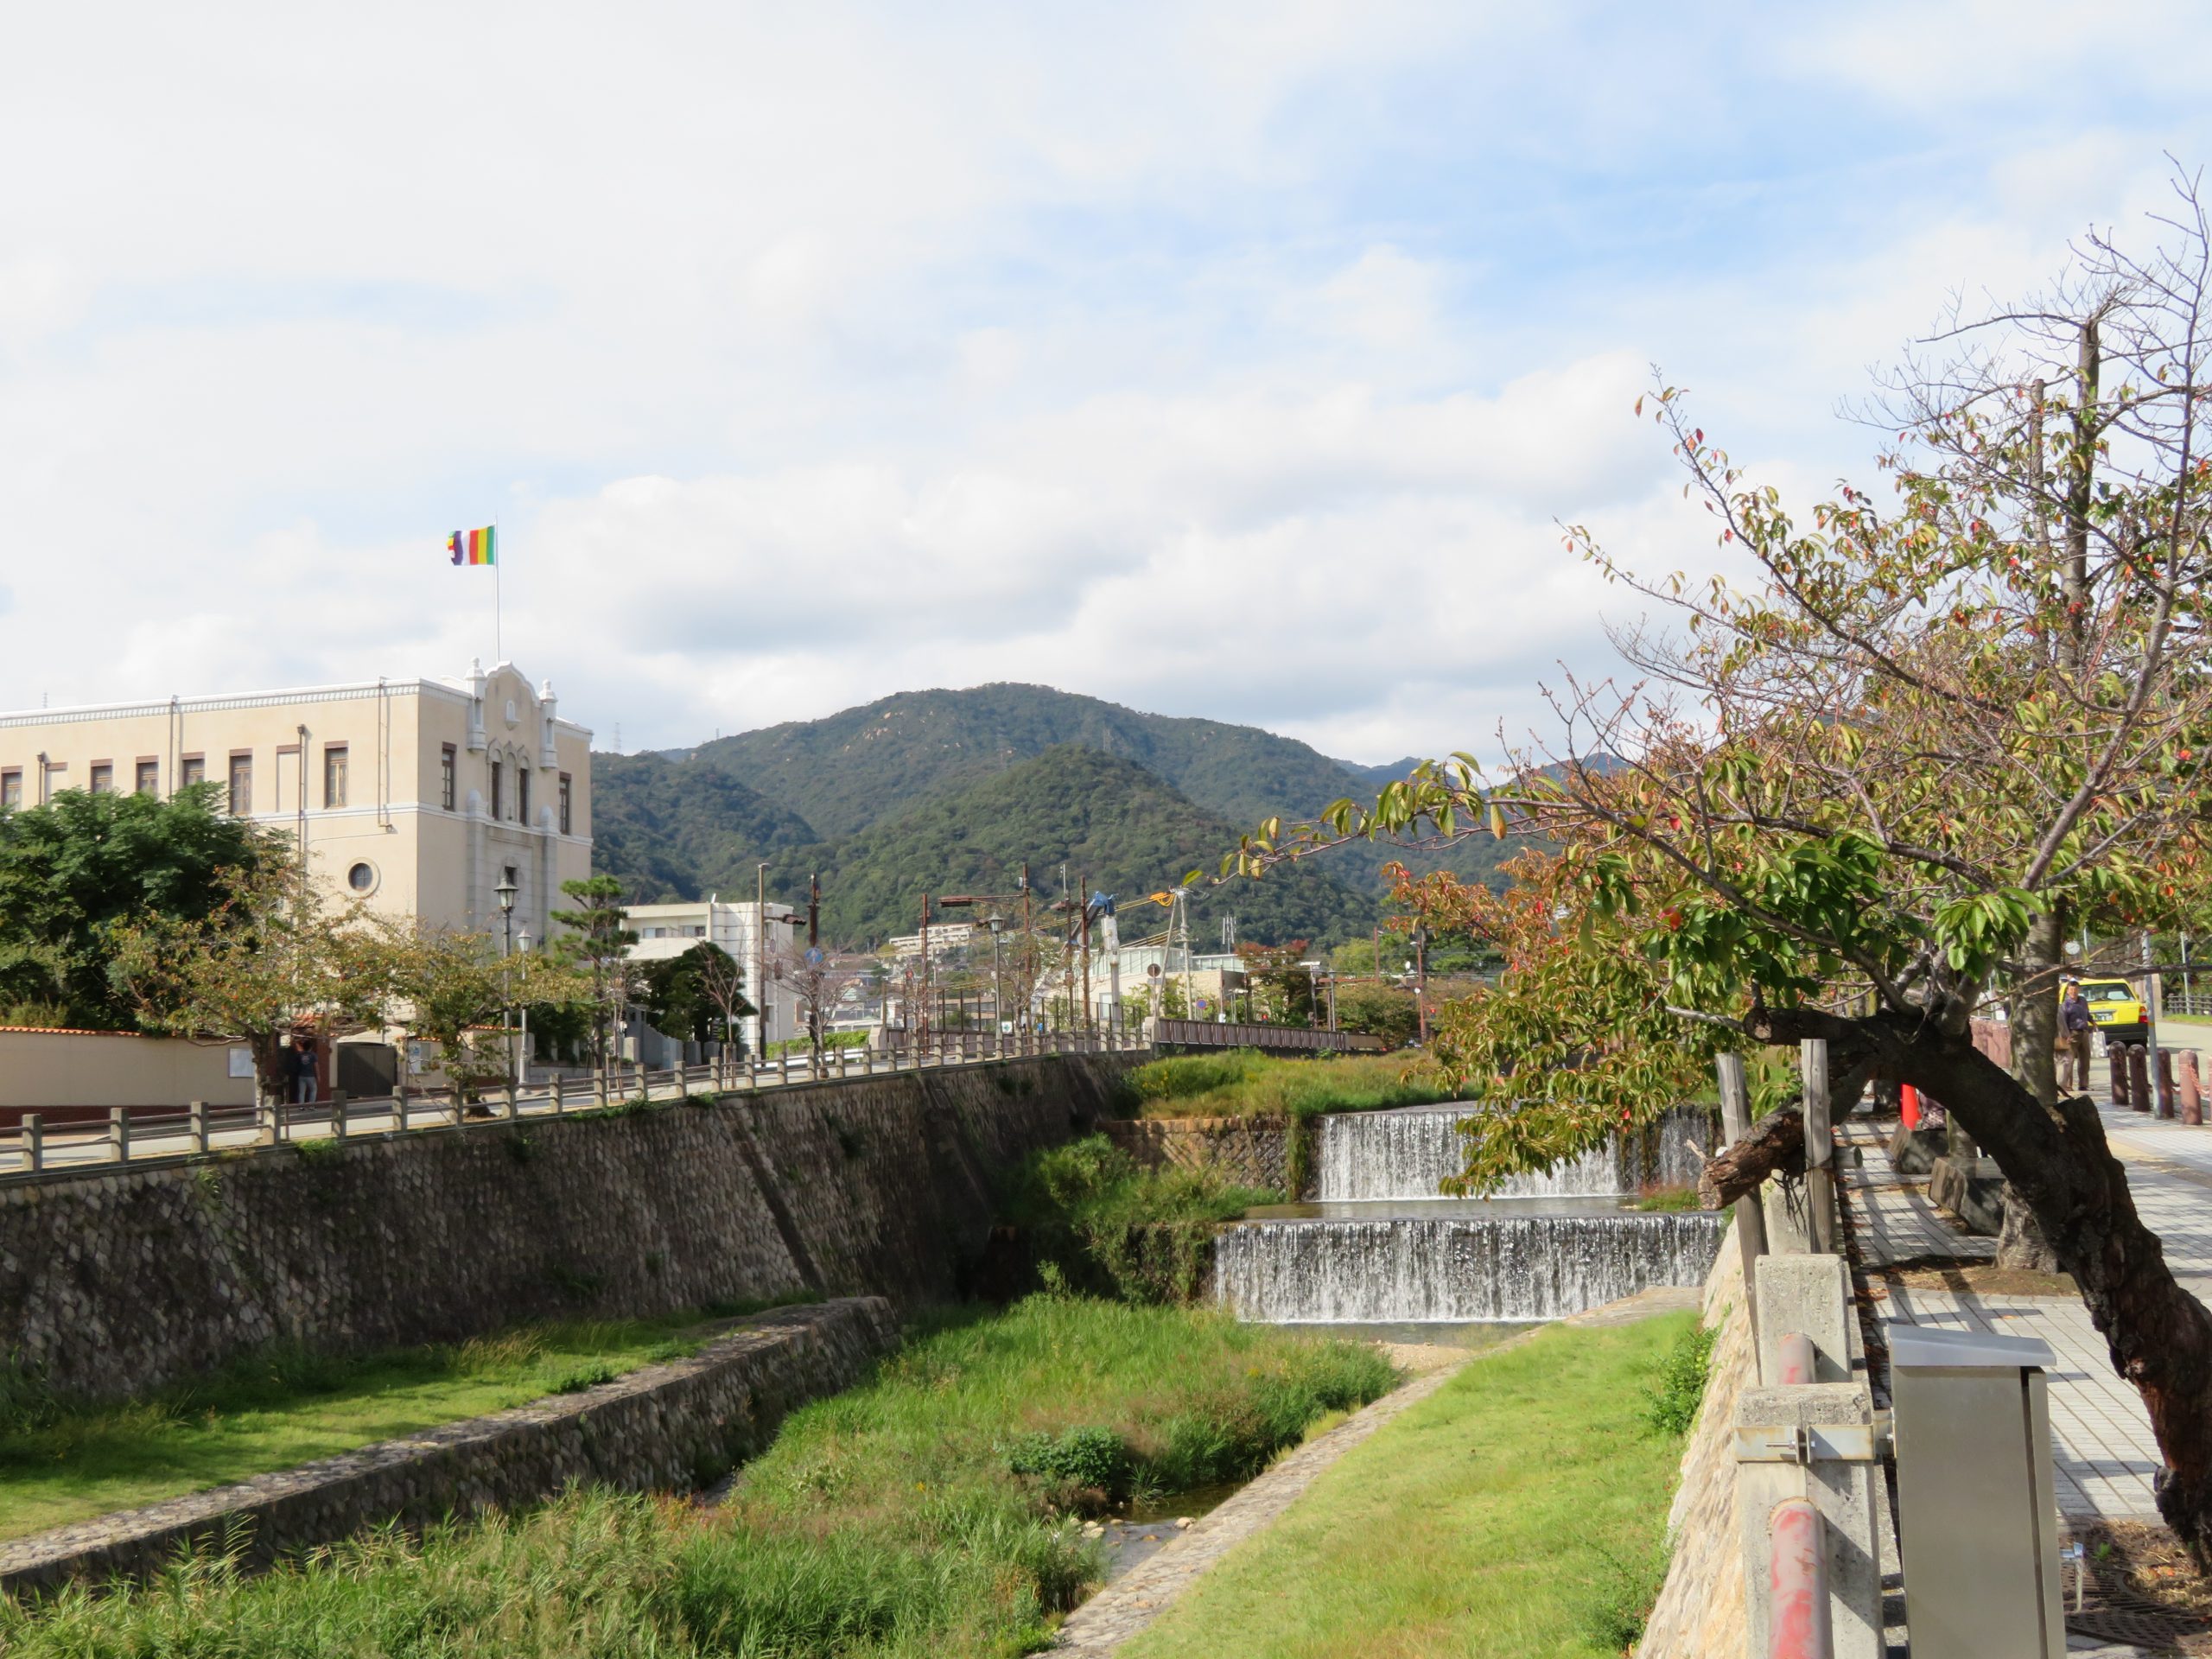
{"left": 679, "top": 683, "right": 1369, "bottom": 838}
{"left": 760, "top": 747, "right": 1376, "bottom": 949}
{"left": 589, "top": 683, "right": 1522, "bottom": 945}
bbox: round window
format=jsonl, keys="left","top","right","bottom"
{"left": 347, "top": 861, "right": 377, "bottom": 893}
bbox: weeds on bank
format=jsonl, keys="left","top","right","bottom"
{"left": 996, "top": 1135, "right": 1276, "bottom": 1301}
{"left": 0, "top": 1296, "right": 1395, "bottom": 1659}
{"left": 1125, "top": 1050, "right": 1453, "bottom": 1122}
{"left": 1641, "top": 1318, "right": 1719, "bottom": 1437}
{"left": 0, "top": 1311, "right": 765, "bottom": 1541}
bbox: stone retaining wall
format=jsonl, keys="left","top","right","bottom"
{"left": 0, "top": 1053, "right": 1137, "bottom": 1402}
{"left": 1634, "top": 1237, "right": 1753, "bottom": 1659}
{"left": 0, "top": 1298, "right": 898, "bottom": 1594}
{"left": 1100, "top": 1116, "right": 1294, "bottom": 1194}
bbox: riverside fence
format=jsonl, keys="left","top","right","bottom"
{"left": 1, "top": 1027, "right": 1152, "bottom": 1183}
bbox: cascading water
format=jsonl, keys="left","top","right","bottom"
{"left": 1315, "top": 1104, "right": 1714, "bottom": 1202}
{"left": 1214, "top": 1104, "right": 1724, "bottom": 1324}
{"left": 1212, "top": 1212, "right": 1727, "bottom": 1323}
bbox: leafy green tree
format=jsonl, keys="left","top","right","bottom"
{"left": 549, "top": 875, "right": 639, "bottom": 1076}
{"left": 640, "top": 942, "right": 751, "bottom": 1047}
{"left": 111, "top": 859, "right": 387, "bottom": 1104}
{"left": 1332, "top": 982, "right": 1421, "bottom": 1046}
{"left": 1237, "top": 187, "right": 2212, "bottom": 1559}
{"left": 373, "top": 922, "right": 583, "bottom": 1104}
{"left": 0, "top": 784, "right": 276, "bottom": 1029}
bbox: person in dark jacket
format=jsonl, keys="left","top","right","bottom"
{"left": 2061, "top": 981, "right": 2094, "bottom": 1095}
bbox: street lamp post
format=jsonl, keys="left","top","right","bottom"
{"left": 495, "top": 872, "right": 518, "bottom": 1103}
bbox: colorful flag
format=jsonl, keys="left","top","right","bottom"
{"left": 447, "top": 526, "right": 496, "bottom": 566}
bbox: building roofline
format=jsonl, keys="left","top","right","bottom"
{"left": 0, "top": 673, "right": 593, "bottom": 739}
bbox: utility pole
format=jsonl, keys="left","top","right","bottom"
{"left": 1077, "top": 873, "right": 1093, "bottom": 1035}
{"left": 919, "top": 893, "right": 933, "bottom": 1046}
{"left": 754, "top": 862, "right": 768, "bottom": 1058}
{"left": 808, "top": 871, "right": 822, "bottom": 1059}
{"left": 1415, "top": 925, "right": 1429, "bottom": 1044}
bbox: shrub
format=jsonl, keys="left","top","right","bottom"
{"left": 1643, "top": 1319, "right": 1719, "bottom": 1435}
{"left": 1009, "top": 1425, "right": 1128, "bottom": 1493}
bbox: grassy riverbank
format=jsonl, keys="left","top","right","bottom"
{"left": 1127, "top": 1051, "right": 1453, "bottom": 1121}
{"left": 0, "top": 1303, "right": 806, "bottom": 1541}
{"left": 1122, "top": 1311, "right": 1699, "bottom": 1659}
{"left": 0, "top": 1296, "right": 1395, "bottom": 1657}
{"left": 997, "top": 1134, "right": 1278, "bottom": 1301}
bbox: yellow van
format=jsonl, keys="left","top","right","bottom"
{"left": 2069, "top": 977, "right": 2150, "bottom": 1046}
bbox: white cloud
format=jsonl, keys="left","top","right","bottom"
{"left": 6, "top": 1, "right": 2212, "bottom": 776}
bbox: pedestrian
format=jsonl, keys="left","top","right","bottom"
{"left": 295, "top": 1035, "right": 319, "bottom": 1106}
{"left": 2061, "top": 980, "right": 2094, "bottom": 1096}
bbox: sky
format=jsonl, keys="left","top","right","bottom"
{"left": 7, "top": 2, "right": 2212, "bottom": 765}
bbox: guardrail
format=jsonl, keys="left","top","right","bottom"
{"left": 1, "top": 1027, "right": 1151, "bottom": 1182}
{"left": 1149, "top": 1018, "right": 1386, "bottom": 1054}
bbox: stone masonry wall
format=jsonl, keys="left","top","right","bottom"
{"left": 1100, "top": 1116, "right": 1294, "bottom": 1195}
{"left": 1635, "top": 1234, "right": 1752, "bottom": 1659}
{"left": 0, "top": 1053, "right": 1137, "bottom": 1402}
{"left": 0, "top": 1297, "right": 898, "bottom": 1594}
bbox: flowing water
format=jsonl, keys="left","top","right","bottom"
{"left": 1213, "top": 1103, "right": 1724, "bottom": 1324}
{"left": 1211, "top": 1211, "right": 1726, "bottom": 1323}
{"left": 1314, "top": 1103, "right": 1714, "bottom": 1202}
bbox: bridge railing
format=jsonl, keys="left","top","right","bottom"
{"left": 0, "top": 1027, "right": 1151, "bottom": 1184}
{"left": 1150, "top": 1017, "right": 1386, "bottom": 1054}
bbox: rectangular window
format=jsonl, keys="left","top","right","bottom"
{"left": 518, "top": 767, "right": 531, "bottom": 826}
{"left": 88, "top": 763, "right": 113, "bottom": 795}
{"left": 489, "top": 760, "right": 504, "bottom": 820}
{"left": 323, "top": 745, "right": 347, "bottom": 809}
{"left": 228, "top": 753, "right": 251, "bottom": 817}
{"left": 181, "top": 755, "right": 206, "bottom": 789}
{"left": 136, "top": 760, "right": 159, "bottom": 794}
{"left": 0, "top": 772, "right": 18, "bottom": 810}
{"left": 440, "top": 744, "right": 457, "bottom": 811}
{"left": 558, "top": 772, "right": 572, "bottom": 836}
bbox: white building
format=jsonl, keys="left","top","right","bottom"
{"left": 626, "top": 897, "right": 806, "bottom": 1054}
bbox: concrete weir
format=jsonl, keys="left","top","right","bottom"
{"left": 1215, "top": 1104, "right": 1724, "bottom": 1324}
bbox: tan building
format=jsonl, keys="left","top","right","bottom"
{"left": 0, "top": 660, "right": 592, "bottom": 946}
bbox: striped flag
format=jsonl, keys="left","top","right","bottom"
{"left": 447, "top": 526, "right": 496, "bottom": 566}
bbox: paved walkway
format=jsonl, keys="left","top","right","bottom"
{"left": 1849, "top": 1045, "right": 2212, "bottom": 1526}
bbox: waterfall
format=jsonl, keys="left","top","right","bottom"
{"left": 1211, "top": 1212, "right": 1726, "bottom": 1323}
{"left": 1314, "top": 1105, "right": 1714, "bottom": 1202}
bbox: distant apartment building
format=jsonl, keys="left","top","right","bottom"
{"left": 0, "top": 660, "right": 591, "bottom": 948}
{"left": 887, "top": 921, "right": 976, "bottom": 961}
{"left": 626, "top": 897, "right": 805, "bottom": 1053}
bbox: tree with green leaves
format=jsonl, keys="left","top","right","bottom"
{"left": 372, "top": 921, "right": 585, "bottom": 1105}
{"left": 0, "top": 783, "right": 277, "bottom": 1029}
{"left": 549, "top": 875, "right": 639, "bottom": 1081}
{"left": 111, "top": 858, "right": 388, "bottom": 1105}
{"left": 1235, "top": 177, "right": 2212, "bottom": 1560}
{"left": 640, "top": 941, "right": 752, "bottom": 1049}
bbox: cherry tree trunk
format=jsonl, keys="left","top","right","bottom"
{"left": 1755, "top": 1007, "right": 2212, "bottom": 1567}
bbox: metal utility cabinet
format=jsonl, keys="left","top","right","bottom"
{"left": 1886, "top": 1323, "right": 2064, "bottom": 1659}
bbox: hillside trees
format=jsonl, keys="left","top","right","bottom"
{"left": 1236, "top": 178, "right": 2212, "bottom": 1560}
{"left": 550, "top": 875, "right": 639, "bottom": 1078}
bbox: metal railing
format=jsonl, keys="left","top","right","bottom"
{"left": 1149, "top": 1018, "right": 1385, "bottom": 1053}
{"left": 1, "top": 1027, "right": 1151, "bottom": 1182}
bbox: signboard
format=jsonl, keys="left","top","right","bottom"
{"left": 226, "top": 1046, "right": 254, "bottom": 1078}
{"left": 805, "top": 947, "right": 823, "bottom": 967}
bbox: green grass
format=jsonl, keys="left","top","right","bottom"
{"left": 1633, "top": 1183, "right": 1702, "bottom": 1212}
{"left": 997, "top": 1135, "right": 1278, "bottom": 1302}
{"left": 0, "top": 1303, "right": 809, "bottom": 1541}
{"left": 1126, "top": 1050, "right": 1455, "bottom": 1122}
{"left": 0, "top": 1296, "right": 1395, "bottom": 1658}
{"left": 1121, "top": 1311, "right": 1699, "bottom": 1659}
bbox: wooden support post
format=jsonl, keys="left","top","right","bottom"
{"left": 1718, "top": 1052, "right": 1767, "bottom": 1348}
{"left": 1801, "top": 1039, "right": 1835, "bottom": 1255}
